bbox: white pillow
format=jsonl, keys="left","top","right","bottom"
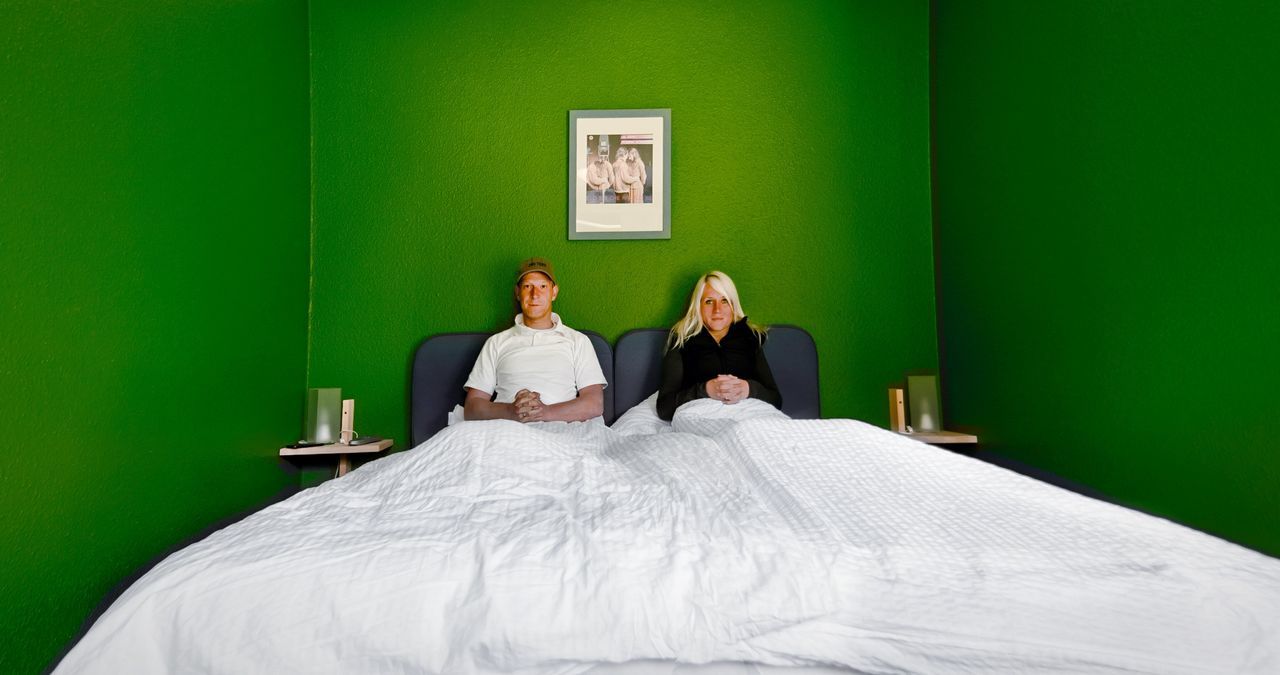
{"left": 609, "top": 392, "right": 672, "bottom": 436}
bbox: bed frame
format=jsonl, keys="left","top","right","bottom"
{"left": 410, "top": 325, "right": 819, "bottom": 446}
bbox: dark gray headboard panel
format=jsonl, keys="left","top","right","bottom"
{"left": 612, "top": 325, "right": 820, "bottom": 420}
{"left": 760, "top": 325, "right": 821, "bottom": 419}
{"left": 612, "top": 329, "right": 669, "bottom": 420}
{"left": 410, "top": 330, "right": 614, "bottom": 447}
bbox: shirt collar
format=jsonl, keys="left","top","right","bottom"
{"left": 513, "top": 312, "right": 568, "bottom": 335}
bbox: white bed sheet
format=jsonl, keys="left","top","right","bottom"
{"left": 582, "top": 660, "right": 850, "bottom": 674}
{"left": 55, "top": 399, "right": 1280, "bottom": 674}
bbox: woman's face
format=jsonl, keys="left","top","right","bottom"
{"left": 699, "top": 283, "right": 733, "bottom": 337}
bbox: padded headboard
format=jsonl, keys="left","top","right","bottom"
{"left": 613, "top": 325, "right": 820, "bottom": 420}
{"left": 410, "top": 330, "right": 614, "bottom": 447}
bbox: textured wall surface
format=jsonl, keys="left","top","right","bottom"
{"left": 0, "top": 2, "right": 311, "bottom": 671}
{"left": 932, "top": 0, "right": 1280, "bottom": 555}
{"left": 308, "top": 0, "right": 937, "bottom": 447}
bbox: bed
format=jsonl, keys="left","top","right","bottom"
{"left": 54, "top": 327, "right": 1280, "bottom": 674}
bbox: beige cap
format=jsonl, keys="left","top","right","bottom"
{"left": 515, "top": 257, "right": 556, "bottom": 285}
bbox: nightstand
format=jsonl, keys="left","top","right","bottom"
{"left": 279, "top": 439, "right": 393, "bottom": 477}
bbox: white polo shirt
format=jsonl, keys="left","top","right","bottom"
{"left": 463, "top": 313, "right": 607, "bottom": 405}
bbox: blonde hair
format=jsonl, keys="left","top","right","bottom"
{"left": 667, "top": 271, "right": 766, "bottom": 350}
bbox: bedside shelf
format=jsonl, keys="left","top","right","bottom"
{"left": 279, "top": 439, "right": 394, "bottom": 477}
{"left": 278, "top": 439, "right": 393, "bottom": 456}
{"left": 894, "top": 430, "right": 978, "bottom": 444}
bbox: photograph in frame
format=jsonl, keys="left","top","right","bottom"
{"left": 568, "top": 109, "right": 671, "bottom": 240}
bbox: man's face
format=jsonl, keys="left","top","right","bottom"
{"left": 517, "top": 272, "right": 558, "bottom": 323}
{"left": 699, "top": 283, "right": 733, "bottom": 336}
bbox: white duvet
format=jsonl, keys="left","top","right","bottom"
{"left": 55, "top": 399, "right": 1280, "bottom": 674}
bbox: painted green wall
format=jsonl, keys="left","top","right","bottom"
{"left": 0, "top": 2, "right": 311, "bottom": 671}
{"left": 932, "top": 1, "right": 1280, "bottom": 555}
{"left": 308, "top": 0, "right": 938, "bottom": 446}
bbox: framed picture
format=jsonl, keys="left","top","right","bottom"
{"left": 568, "top": 109, "right": 671, "bottom": 240}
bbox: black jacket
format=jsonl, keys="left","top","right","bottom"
{"left": 656, "top": 319, "right": 782, "bottom": 421}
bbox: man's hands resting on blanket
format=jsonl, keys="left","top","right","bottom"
{"left": 465, "top": 385, "right": 603, "bottom": 423}
{"left": 513, "top": 389, "right": 546, "bottom": 422}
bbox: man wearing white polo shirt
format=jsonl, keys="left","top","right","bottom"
{"left": 462, "top": 258, "right": 607, "bottom": 423}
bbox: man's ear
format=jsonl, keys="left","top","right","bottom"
{"left": 551, "top": 285, "right": 559, "bottom": 301}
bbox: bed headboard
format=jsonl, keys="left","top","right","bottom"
{"left": 410, "top": 330, "right": 614, "bottom": 447}
{"left": 410, "top": 325, "right": 818, "bottom": 446}
{"left": 613, "top": 325, "right": 820, "bottom": 420}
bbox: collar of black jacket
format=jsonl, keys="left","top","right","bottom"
{"left": 694, "top": 317, "right": 754, "bottom": 346}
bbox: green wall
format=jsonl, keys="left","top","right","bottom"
{"left": 0, "top": 2, "right": 311, "bottom": 672}
{"left": 308, "top": 0, "right": 938, "bottom": 445}
{"left": 931, "top": 1, "right": 1280, "bottom": 555}
{"left": 7, "top": 1, "right": 1274, "bottom": 669}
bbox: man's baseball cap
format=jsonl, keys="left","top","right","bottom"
{"left": 515, "top": 257, "right": 556, "bottom": 285}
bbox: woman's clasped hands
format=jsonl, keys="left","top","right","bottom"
{"left": 706, "top": 374, "right": 749, "bottom": 405}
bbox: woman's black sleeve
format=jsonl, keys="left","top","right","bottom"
{"left": 746, "top": 348, "right": 783, "bottom": 410}
{"left": 656, "top": 348, "right": 707, "bottom": 421}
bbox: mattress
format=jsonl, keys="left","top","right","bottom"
{"left": 54, "top": 398, "right": 1280, "bottom": 674}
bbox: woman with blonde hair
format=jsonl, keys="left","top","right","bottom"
{"left": 656, "top": 271, "right": 782, "bottom": 420}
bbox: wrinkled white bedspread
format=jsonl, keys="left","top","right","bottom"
{"left": 55, "top": 400, "right": 1280, "bottom": 674}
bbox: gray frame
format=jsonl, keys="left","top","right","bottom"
{"left": 568, "top": 109, "right": 671, "bottom": 240}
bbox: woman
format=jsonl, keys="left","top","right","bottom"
{"left": 629, "top": 147, "right": 647, "bottom": 203}
{"left": 656, "top": 271, "right": 782, "bottom": 421}
{"left": 611, "top": 147, "right": 637, "bottom": 203}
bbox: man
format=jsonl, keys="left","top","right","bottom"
{"left": 611, "top": 146, "right": 639, "bottom": 203}
{"left": 585, "top": 151, "right": 615, "bottom": 203}
{"left": 462, "top": 258, "right": 607, "bottom": 422}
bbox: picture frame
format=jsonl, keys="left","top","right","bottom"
{"left": 568, "top": 109, "right": 671, "bottom": 240}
